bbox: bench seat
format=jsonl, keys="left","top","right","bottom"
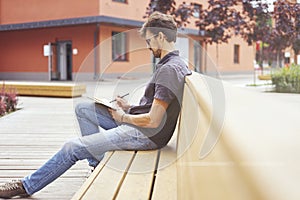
{"left": 72, "top": 137, "right": 177, "bottom": 200}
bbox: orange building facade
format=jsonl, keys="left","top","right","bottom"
{"left": 0, "top": 0, "right": 254, "bottom": 81}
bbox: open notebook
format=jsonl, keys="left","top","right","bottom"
{"left": 88, "top": 97, "right": 117, "bottom": 110}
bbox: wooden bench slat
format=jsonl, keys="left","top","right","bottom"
{"left": 153, "top": 78, "right": 202, "bottom": 199}
{"left": 151, "top": 133, "right": 177, "bottom": 200}
{"left": 151, "top": 150, "right": 177, "bottom": 200}
{"left": 177, "top": 84, "right": 201, "bottom": 158}
{"left": 71, "top": 152, "right": 113, "bottom": 200}
{"left": 77, "top": 151, "right": 135, "bottom": 200}
{"left": 116, "top": 150, "right": 158, "bottom": 200}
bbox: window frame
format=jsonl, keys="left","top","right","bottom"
{"left": 112, "top": 31, "right": 128, "bottom": 62}
{"left": 192, "top": 3, "right": 202, "bottom": 18}
{"left": 234, "top": 44, "right": 240, "bottom": 64}
{"left": 112, "top": 0, "right": 127, "bottom": 3}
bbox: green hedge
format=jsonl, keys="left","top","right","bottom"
{"left": 271, "top": 64, "right": 300, "bottom": 93}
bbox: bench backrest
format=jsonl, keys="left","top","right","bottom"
{"left": 176, "top": 72, "right": 260, "bottom": 199}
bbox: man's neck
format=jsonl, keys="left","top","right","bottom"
{"left": 160, "top": 42, "right": 176, "bottom": 59}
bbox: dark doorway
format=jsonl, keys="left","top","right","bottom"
{"left": 51, "top": 41, "right": 72, "bottom": 80}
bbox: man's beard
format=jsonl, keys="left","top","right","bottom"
{"left": 151, "top": 48, "right": 161, "bottom": 58}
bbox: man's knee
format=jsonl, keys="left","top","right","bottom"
{"left": 75, "top": 102, "right": 93, "bottom": 118}
{"left": 61, "top": 139, "right": 84, "bottom": 162}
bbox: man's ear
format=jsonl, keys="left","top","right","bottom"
{"left": 158, "top": 32, "right": 165, "bottom": 41}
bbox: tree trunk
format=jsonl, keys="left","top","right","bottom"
{"left": 261, "top": 44, "right": 264, "bottom": 75}
{"left": 277, "top": 50, "right": 280, "bottom": 68}
{"left": 216, "top": 44, "right": 219, "bottom": 67}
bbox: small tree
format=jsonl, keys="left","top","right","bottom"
{"left": 268, "top": 0, "right": 298, "bottom": 67}
{"left": 195, "top": 0, "right": 244, "bottom": 44}
{"left": 240, "top": 0, "right": 272, "bottom": 73}
{"left": 236, "top": 0, "right": 300, "bottom": 68}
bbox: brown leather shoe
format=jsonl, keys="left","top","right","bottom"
{"left": 0, "top": 180, "right": 30, "bottom": 199}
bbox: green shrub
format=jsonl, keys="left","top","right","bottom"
{"left": 271, "top": 64, "right": 300, "bottom": 93}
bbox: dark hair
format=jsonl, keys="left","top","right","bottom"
{"left": 139, "top": 11, "right": 177, "bottom": 42}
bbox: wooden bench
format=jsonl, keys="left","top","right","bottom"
{"left": 72, "top": 72, "right": 300, "bottom": 199}
{"left": 258, "top": 74, "right": 271, "bottom": 81}
{"left": 2, "top": 81, "right": 86, "bottom": 97}
{"left": 72, "top": 72, "right": 257, "bottom": 200}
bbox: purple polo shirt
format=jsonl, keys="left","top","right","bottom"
{"left": 128, "top": 50, "right": 191, "bottom": 148}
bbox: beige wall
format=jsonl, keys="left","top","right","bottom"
{"left": 207, "top": 37, "right": 254, "bottom": 73}
{"left": 99, "top": 0, "right": 148, "bottom": 21}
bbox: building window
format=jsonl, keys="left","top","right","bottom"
{"left": 112, "top": 0, "right": 127, "bottom": 3}
{"left": 234, "top": 44, "right": 240, "bottom": 64}
{"left": 194, "top": 41, "right": 202, "bottom": 73}
{"left": 112, "top": 31, "right": 128, "bottom": 61}
{"left": 192, "top": 3, "right": 202, "bottom": 18}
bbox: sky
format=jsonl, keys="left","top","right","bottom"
{"left": 250, "top": 0, "right": 275, "bottom": 12}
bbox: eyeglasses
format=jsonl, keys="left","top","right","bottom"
{"left": 145, "top": 34, "right": 158, "bottom": 46}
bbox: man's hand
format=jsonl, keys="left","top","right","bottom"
{"left": 116, "top": 96, "right": 131, "bottom": 111}
{"left": 109, "top": 107, "right": 125, "bottom": 122}
{"left": 110, "top": 98, "right": 168, "bottom": 128}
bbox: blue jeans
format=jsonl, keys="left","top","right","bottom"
{"left": 22, "top": 102, "right": 157, "bottom": 195}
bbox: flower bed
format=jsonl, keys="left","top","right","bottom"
{"left": 0, "top": 83, "right": 18, "bottom": 117}
{"left": 271, "top": 64, "right": 300, "bottom": 93}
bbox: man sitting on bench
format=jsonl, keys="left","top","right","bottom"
{"left": 0, "top": 11, "right": 191, "bottom": 199}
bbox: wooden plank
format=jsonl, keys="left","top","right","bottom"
{"left": 151, "top": 142, "right": 177, "bottom": 200}
{"left": 116, "top": 150, "right": 158, "bottom": 200}
{"left": 0, "top": 145, "right": 60, "bottom": 150}
{"left": 77, "top": 151, "right": 135, "bottom": 200}
{"left": 0, "top": 178, "right": 87, "bottom": 200}
{"left": 0, "top": 152, "right": 60, "bottom": 159}
{"left": 72, "top": 152, "right": 114, "bottom": 200}
{"left": 0, "top": 160, "right": 88, "bottom": 170}
{"left": 0, "top": 168, "right": 89, "bottom": 178}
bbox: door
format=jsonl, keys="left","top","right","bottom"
{"left": 51, "top": 41, "right": 72, "bottom": 80}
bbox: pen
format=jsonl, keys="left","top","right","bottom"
{"left": 109, "top": 93, "right": 129, "bottom": 103}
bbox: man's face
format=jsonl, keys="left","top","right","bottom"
{"left": 145, "top": 30, "right": 161, "bottom": 58}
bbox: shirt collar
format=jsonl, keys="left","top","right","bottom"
{"left": 156, "top": 50, "right": 179, "bottom": 69}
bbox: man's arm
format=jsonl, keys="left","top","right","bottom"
{"left": 110, "top": 98, "right": 169, "bottom": 128}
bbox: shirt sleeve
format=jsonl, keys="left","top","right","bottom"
{"left": 154, "top": 65, "right": 180, "bottom": 104}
